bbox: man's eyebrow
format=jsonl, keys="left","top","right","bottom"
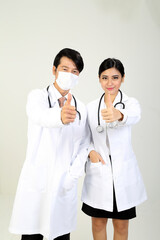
{"left": 61, "top": 65, "right": 78, "bottom": 70}
{"left": 61, "top": 65, "right": 69, "bottom": 68}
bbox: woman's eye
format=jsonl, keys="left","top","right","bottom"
{"left": 113, "top": 76, "right": 118, "bottom": 80}
{"left": 102, "top": 77, "right": 107, "bottom": 80}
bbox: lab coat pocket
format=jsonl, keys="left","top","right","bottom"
{"left": 86, "top": 161, "right": 102, "bottom": 177}
{"left": 83, "top": 161, "right": 103, "bottom": 204}
{"left": 58, "top": 172, "right": 77, "bottom": 197}
{"left": 22, "top": 163, "right": 47, "bottom": 192}
{"left": 123, "top": 157, "right": 140, "bottom": 186}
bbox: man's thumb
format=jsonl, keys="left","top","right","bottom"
{"left": 65, "top": 93, "right": 72, "bottom": 105}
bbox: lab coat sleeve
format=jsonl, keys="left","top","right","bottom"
{"left": 26, "top": 89, "right": 63, "bottom": 128}
{"left": 118, "top": 97, "right": 141, "bottom": 126}
{"left": 107, "top": 97, "right": 141, "bottom": 128}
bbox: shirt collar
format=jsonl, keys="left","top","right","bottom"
{"left": 48, "top": 84, "right": 71, "bottom": 102}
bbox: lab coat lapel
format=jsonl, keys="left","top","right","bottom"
{"left": 48, "top": 85, "right": 59, "bottom": 108}
{"left": 113, "top": 90, "right": 128, "bottom": 110}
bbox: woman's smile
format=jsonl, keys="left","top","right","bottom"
{"left": 107, "top": 87, "right": 114, "bottom": 91}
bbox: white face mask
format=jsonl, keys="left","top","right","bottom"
{"left": 56, "top": 71, "right": 79, "bottom": 90}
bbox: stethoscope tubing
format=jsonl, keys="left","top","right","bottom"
{"left": 47, "top": 86, "right": 52, "bottom": 108}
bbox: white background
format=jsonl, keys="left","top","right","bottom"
{"left": 0, "top": 0, "right": 160, "bottom": 239}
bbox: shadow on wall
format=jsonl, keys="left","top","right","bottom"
{"left": 146, "top": 0, "right": 160, "bottom": 26}
{"left": 92, "top": 0, "right": 160, "bottom": 26}
{"left": 92, "top": 0, "right": 141, "bottom": 21}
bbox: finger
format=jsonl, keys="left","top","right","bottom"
{"left": 102, "top": 112, "right": 112, "bottom": 120}
{"left": 101, "top": 108, "right": 113, "bottom": 119}
{"left": 64, "top": 114, "right": 76, "bottom": 120}
{"left": 65, "top": 93, "right": 72, "bottom": 105}
{"left": 102, "top": 112, "right": 112, "bottom": 118}
{"left": 63, "top": 109, "right": 77, "bottom": 116}
{"left": 63, "top": 118, "right": 75, "bottom": 124}
{"left": 101, "top": 109, "right": 107, "bottom": 113}
{"left": 65, "top": 118, "right": 76, "bottom": 123}
{"left": 64, "top": 105, "right": 76, "bottom": 111}
{"left": 97, "top": 153, "right": 105, "bottom": 165}
{"left": 105, "top": 119, "right": 114, "bottom": 123}
{"left": 103, "top": 117, "right": 112, "bottom": 121}
{"left": 105, "top": 92, "right": 112, "bottom": 109}
{"left": 101, "top": 109, "right": 108, "bottom": 118}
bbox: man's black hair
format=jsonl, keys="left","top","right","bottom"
{"left": 53, "top": 48, "right": 84, "bottom": 73}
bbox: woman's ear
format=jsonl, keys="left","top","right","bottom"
{"left": 122, "top": 74, "right": 125, "bottom": 83}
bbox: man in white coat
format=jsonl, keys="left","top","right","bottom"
{"left": 9, "top": 48, "right": 89, "bottom": 240}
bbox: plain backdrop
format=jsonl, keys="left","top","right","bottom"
{"left": 0, "top": 0, "right": 160, "bottom": 239}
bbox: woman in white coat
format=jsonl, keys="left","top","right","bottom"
{"left": 81, "top": 58, "right": 147, "bottom": 240}
{"left": 9, "top": 48, "right": 89, "bottom": 240}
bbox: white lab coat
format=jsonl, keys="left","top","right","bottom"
{"left": 82, "top": 91, "right": 147, "bottom": 212}
{"left": 9, "top": 85, "right": 89, "bottom": 240}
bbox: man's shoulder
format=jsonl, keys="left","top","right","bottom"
{"left": 27, "top": 87, "right": 47, "bottom": 99}
{"left": 74, "top": 96, "right": 86, "bottom": 109}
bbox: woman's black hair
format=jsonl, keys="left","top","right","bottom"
{"left": 53, "top": 48, "right": 84, "bottom": 73}
{"left": 98, "top": 58, "right": 125, "bottom": 77}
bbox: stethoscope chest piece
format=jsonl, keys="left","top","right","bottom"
{"left": 96, "top": 125, "right": 104, "bottom": 133}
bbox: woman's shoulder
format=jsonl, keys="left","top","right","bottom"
{"left": 122, "top": 91, "right": 140, "bottom": 105}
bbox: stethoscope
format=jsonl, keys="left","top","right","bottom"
{"left": 96, "top": 89, "right": 125, "bottom": 133}
{"left": 46, "top": 86, "right": 81, "bottom": 121}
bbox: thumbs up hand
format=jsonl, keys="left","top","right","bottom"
{"left": 101, "top": 92, "right": 123, "bottom": 123}
{"left": 61, "top": 93, "right": 77, "bottom": 124}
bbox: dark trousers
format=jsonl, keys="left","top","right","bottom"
{"left": 21, "top": 233, "right": 70, "bottom": 240}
